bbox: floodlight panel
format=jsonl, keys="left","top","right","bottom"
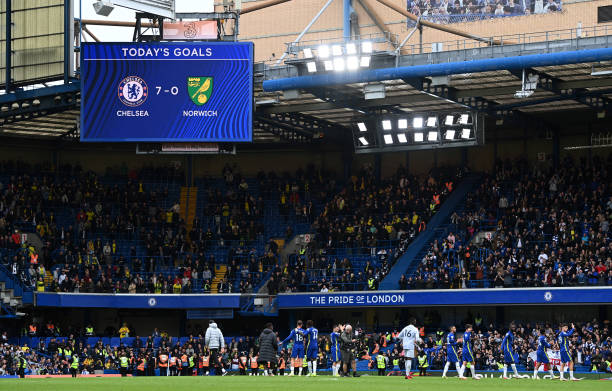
{"left": 397, "top": 133, "right": 408, "bottom": 143}
{"left": 358, "top": 137, "right": 369, "bottom": 146}
{"left": 324, "top": 60, "right": 334, "bottom": 71}
{"left": 347, "top": 56, "right": 359, "bottom": 70}
{"left": 427, "top": 116, "right": 437, "bottom": 127}
{"left": 445, "top": 115, "right": 454, "bottom": 126}
{"left": 360, "top": 56, "right": 371, "bottom": 67}
{"left": 414, "top": 132, "right": 424, "bottom": 142}
{"left": 346, "top": 43, "right": 357, "bottom": 55}
{"left": 306, "top": 62, "right": 317, "bottom": 73}
{"left": 357, "top": 122, "right": 367, "bottom": 132}
{"left": 384, "top": 134, "right": 394, "bottom": 144}
{"left": 382, "top": 120, "right": 392, "bottom": 131}
{"left": 303, "top": 48, "right": 313, "bottom": 58}
{"left": 445, "top": 130, "right": 455, "bottom": 140}
{"left": 333, "top": 57, "right": 345, "bottom": 71}
{"left": 332, "top": 45, "right": 343, "bottom": 56}
{"left": 428, "top": 131, "right": 438, "bottom": 141}
{"left": 461, "top": 128, "right": 471, "bottom": 139}
{"left": 362, "top": 41, "right": 373, "bottom": 53}
{"left": 413, "top": 117, "right": 424, "bottom": 128}
{"left": 398, "top": 119, "right": 408, "bottom": 129}
{"left": 318, "top": 45, "right": 330, "bottom": 58}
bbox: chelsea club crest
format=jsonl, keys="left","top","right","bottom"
{"left": 118, "top": 76, "right": 148, "bottom": 107}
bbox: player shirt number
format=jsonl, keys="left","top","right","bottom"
{"left": 296, "top": 334, "right": 303, "bottom": 342}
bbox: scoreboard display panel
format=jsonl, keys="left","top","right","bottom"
{"left": 80, "top": 42, "right": 253, "bottom": 142}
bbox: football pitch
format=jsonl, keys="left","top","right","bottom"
{"left": 2, "top": 375, "right": 610, "bottom": 391}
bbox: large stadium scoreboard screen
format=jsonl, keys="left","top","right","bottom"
{"left": 80, "top": 42, "right": 253, "bottom": 142}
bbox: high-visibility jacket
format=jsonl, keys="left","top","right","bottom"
{"left": 71, "top": 356, "right": 79, "bottom": 369}
{"left": 377, "top": 355, "right": 386, "bottom": 369}
{"left": 239, "top": 356, "right": 248, "bottom": 369}
{"left": 29, "top": 325, "right": 37, "bottom": 334}
{"left": 201, "top": 356, "right": 209, "bottom": 367}
{"left": 64, "top": 349, "right": 72, "bottom": 360}
{"left": 189, "top": 357, "right": 194, "bottom": 368}
{"left": 120, "top": 356, "right": 129, "bottom": 368}
{"left": 85, "top": 327, "right": 94, "bottom": 335}
{"left": 418, "top": 355, "right": 428, "bottom": 368}
{"left": 181, "top": 354, "right": 188, "bottom": 367}
{"left": 169, "top": 357, "right": 177, "bottom": 367}
{"left": 30, "top": 253, "right": 38, "bottom": 264}
{"left": 433, "top": 194, "right": 440, "bottom": 205}
{"left": 419, "top": 327, "right": 425, "bottom": 337}
{"left": 159, "top": 354, "right": 168, "bottom": 367}
{"left": 250, "top": 357, "right": 258, "bottom": 369}
{"left": 278, "top": 358, "right": 285, "bottom": 369}
{"left": 137, "top": 359, "right": 145, "bottom": 371}
{"left": 36, "top": 280, "right": 45, "bottom": 292}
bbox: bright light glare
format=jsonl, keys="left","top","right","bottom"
{"left": 428, "top": 131, "right": 438, "bottom": 141}
{"left": 461, "top": 128, "right": 471, "bottom": 139}
{"left": 445, "top": 115, "right": 454, "bottom": 126}
{"left": 306, "top": 62, "right": 317, "bottom": 73}
{"left": 358, "top": 137, "right": 369, "bottom": 146}
{"left": 357, "top": 122, "right": 367, "bottom": 132}
{"left": 398, "top": 133, "right": 408, "bottom": 143}
{"left": 384, "top": 134, "right": 393, "bottom": 144}
{"left": 324, "top": 60, "right": 334, "bottom": 71}
{"left": 360, "top": 56, "right": 371, "bottom": 67}
{"left": 318, "top": 45, "right": 330, "bottom": 58}
{"left": 398, "top": 119, "right": 408, "bottom": 129}
{"left": 445, "top": 130, "right": 455, "bottom": 140}
{"left": 413, "top": 117, "right": 423, "bottom": 128}
{"left": 332, "top": 45, "right": 343, "bottom": 56}
{"left": 303, "top": 48, "right": 313, "bottom": 58}
{"left": 347, "top": 56, "right": 359, "bottom": 70}
{"left": 333, "top": 58, "right": 345, "bottom": 71}
{"left": 427, "top": 116, "right": 437, "bottom": 127}
{"left": 459, "top": 114, "right": 470, "bottom": 124}
{"left": 382, "top": 120, "right": 392, "bottom": 130}
{"left": 362, "top": 41, "right": 373, "bottom": 53}
{"left": 346, "top": 43, "right": 357, "bottom": 55}
{"left": 414, "top": 132, "right": 424, "bottom": 142}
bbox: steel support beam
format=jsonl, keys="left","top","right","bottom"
{"left": 404, "top": 78, "right": 497, "bottom": 111}
{"left": 5, "top": 0, "right": 12, "bottom": 92}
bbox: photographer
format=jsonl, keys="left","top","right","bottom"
{"left": 340, "top": 324, "right": 360, "bottom": 378}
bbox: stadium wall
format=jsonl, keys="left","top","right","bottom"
{"left": 239, "top": 0, "right": 612, "bottom": 62}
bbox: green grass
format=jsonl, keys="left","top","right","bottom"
{"left": 2, "top": 375, "right": 610, "bottom": 391}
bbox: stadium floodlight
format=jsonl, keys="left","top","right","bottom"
{"left": 459, "top": 114, "right": 470, "bottom": 125}
{"left": 445, "top": 115, "right": 454, "bottom": 126}
{"left": 398, "top": 133, "right": 408, "bottom": 143}
{"left": 357, "top": 122, "right": 367, "bottom": 132}
{"left": 414, "top": 132, "right": 424, "bottom": 142}
{"left": 413, "top": 117, "right": 424, "bottom": 128}
{"left": 384, "top": 134, "right": 394, "bottom": 145}
{"left": 346, "top": 43, "right": 357, "bottom": 55}
{"left": 382, "top": 120, "right": 392, "bottom": 131}
{"left": 332, "top": 45, "right": 343, "bottom": 56}
{"left": 333, "top": 57, "right": 345, "bottom": 71}
{"left": 358, "top": 137, "right": 369, "bottom": 146}
{"left": 428, "top": 131, "right": 438, "bottom": 141}
{"left": 318, "top": 45, "right": 330, "bottom": 58}
{"left": 362, "top": 41, "right": 373, "bottom": 53}
{"left": 94, "top": 0, "right": 114, "bottom": 16}
{"left": 306, "top": 62, "right": 317, "bottom": 73}
{"left": 324, "top": 60, "right": 334, "bottom": 71}
{"left": 461, "top": 128, "right": 472, "bottom": 139}
{"left": 427, "top": 116, "right": 437, "bottom": 127}
{"left": 398, "top": 119, "right": 408, "bottom": 129}
{"left": 445, "top": 130, "right": 456, "bottom": 140}
{"left": 347, "top": 56, "right": 359, "bottom": 70}
{"left": 360, "top": 56, "right": 371, "bottom": 67}
{"left": 303, "top": 48, "right": 314, "bottom": 59}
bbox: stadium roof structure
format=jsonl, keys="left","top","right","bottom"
{"left": 1, "top": 7, "right": 612, "bottom": 144}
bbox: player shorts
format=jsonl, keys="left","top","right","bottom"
{"left": 560, "top": 350, "right": 572, "bottom": 363}
{"left": 446, "top": 347, "right": 459, "bottom": 363}
{"left": 306, "top": 347, "right": 318, "bottom": 361}
{"left": 403, "top": 349, "right": 415, "bottom": 359}
{"left": 536, "top": 351, "right": 550, "bottom": 364}
{"left": 291, "top": 346, "right": 305, "bottom": 359}
{"left": 503, "top": 350, "right": 515, "bottom": 364}
{"left": 331, "top": 348, "right": 340, "bottom": 362}
{"left": 462, "top": 348, "right": 474, "bottom": 363}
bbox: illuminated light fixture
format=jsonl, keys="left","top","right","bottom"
{"left": 346, "top": 42, "right": 357, "bottom": 55}
{"left": 398, "top": 119, "right": 408, "bottom": 129}
{"left": 333, "top": 57, "right": 345, "bottom": 71}
{"left": 397, "top": 133, "right": 408, "bottom": 143}
{"left": 332, "top": 45, "right": 343, "bottom": 56}
{"left": 303, "top": 48, "right": 313, "bottom": 58}
{"left": 459, "top": 114, "right": 470, "bottom": 125}
{"left": 362, "top": 41, "right": 373, "bottom": 53}
{"left": 384, "top": 134, "right": 394, "bottom": 145}
{"left": 306, "top": 61, "right": 317, "bottom": 73}
{"left": 413, "top": 117, "right": 424, "bottom": 128}
{"left": 360, "top": 56, "right": 371, "bottom": 67}
{"left": 347, "top": 56, "right": 359, "bottom": 70}
{"left": 324, "top": 60, "right": 334, "bottom": 71}
{"left": 445, "top": 130, "right": 456, "bottom": 140}
{"left": 427, "top": 116, "right": 437, "bottom": 127}
{"left": 357, "top": 122, "right": 367, "bottom": 132}
{"left": 318, "top": 45, "right": 330, "bottom": 58}
{"left": 461, "top": 128, "right": 471, "bottom": 139}
{"left": 358, "top": 137, "right": 369, "bottom": 146}
{"left": 382, "top": 120, "right": 392, "bottom": 131}
{"left": 414, "top": 132, "right": 424, "bottom": 142}
{"left": 428, "top": 131, "right": 438, "bottom": 141}
{"left": 445, "top": 115, "right": 454, "bottom": 126}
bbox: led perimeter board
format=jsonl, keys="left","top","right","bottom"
{"left": 80, "top": 42, "right": 253, "bottom": 142}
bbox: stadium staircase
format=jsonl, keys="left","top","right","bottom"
{"left": 379, "top": 173, "right": 482, "bottom": 290}
{"left": 0, "top": 263, "right": 32, "bottom": 317}
{"left": 210, "top": 265, "right": 228, "bottom": 293}
{"left": 179, "top": 186, "right": 198, "bottom": 234}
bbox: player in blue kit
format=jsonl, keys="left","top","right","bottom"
{"left": 459, "top": 324, "right": 478, "bottom": 379}
{"left": 533, "top": 329, "right": 556, "bottom": 379}
{"left": 442, "top": 325, "right": 462, "bottom": 378}
{"left": 502, "top": 323, "right": 520, "bottom": 379}
{"left": 304, "top": 320, "right": 319, "bottom": 377}
{"left": 330, "top": 325, "right": 342, "bottom": 377}
{"left": 280, "top": 320, "right": 306, "bottom": 376}
{"left": 558, "top": 323, "right": 577, "bottom": 381}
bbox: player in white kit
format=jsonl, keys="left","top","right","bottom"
{"left": 397, "top": 317, "right": 422, "bottom": 379}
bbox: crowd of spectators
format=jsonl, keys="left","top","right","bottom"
{"left": 269, "top": 165, "right": 460, "bottom": 293}
{"left": 407, "top": 0, "right": 562, "bottom": 25}
{"left": 401, "top": 157, "right": 612, "bottom": 290}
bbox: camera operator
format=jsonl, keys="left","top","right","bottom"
{"left": 340, "top": 324, "right": 360, "bottom": 378}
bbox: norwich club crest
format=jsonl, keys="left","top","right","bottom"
{"left": 188, "top": 76, "right": 213, "bottom": 105}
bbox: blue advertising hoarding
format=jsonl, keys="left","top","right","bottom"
{"left": 277, "top": 287, "right": 612, "bottom": 308}
{"left": 80, "top": 42, "right": 253, "bottom": 142}
{"left": 36, "top": 293, "right": 240, "bottom": 309}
